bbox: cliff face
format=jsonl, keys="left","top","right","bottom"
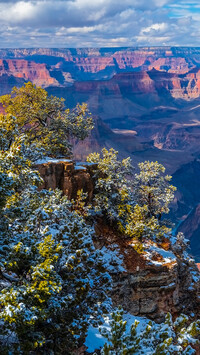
{"left": 94, "top": 220, "right": 200, "bottom": 322}
{"left": 0, "top": 59, "right": 58, "bottom": 89}
{"left": 35, "top": 159, "right": 94, "bottom": 201}
{"left": 0, "top": 47, "right": 197, "bottom": 75}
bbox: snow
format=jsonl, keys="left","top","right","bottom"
{"left": 144, "top": 243, "right": 176, "bottom": 265}
{"left": 100, "top": 245, "right": 126, "bottom": 273}
{"left": 191, "top": 270, "right": 200, "bottom": 283}
{"left": 76, "top": 162, "right": 96, "bottom": 166}
{"left": 34, "top": 157, "right": 72, "bottom": 164}
{"left": 74, "top": 165, "right": 86, "bottom": 170}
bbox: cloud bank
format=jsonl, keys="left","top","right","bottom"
{"left": 0, "top": 0, "right": 199, "bottom": 47}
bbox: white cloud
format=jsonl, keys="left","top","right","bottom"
{"left": 141, "top": 23, "right": 167, "bottom": 34}
{"left": 0, "top": 0, "right": 198, "bottom": 47}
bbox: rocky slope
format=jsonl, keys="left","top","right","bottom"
{"left": 95, "top": 221, "right": 200, "bottom": 321}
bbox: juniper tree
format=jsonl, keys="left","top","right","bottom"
{"left": 86, "top": 150, "right": 176, "bottom": 242}
{"left": 86, "top": 148, "right": 134, "bottom": 227}
{"left": 0, "top": 189, "right": 111, "bottom": 354}
{"left": 0, "top": 82, "right": 93, "bottom": 157}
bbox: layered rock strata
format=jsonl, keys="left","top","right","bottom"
{"left": 35, "top": 159, "right": 94, "bottom": 201}
{"left": 95, "top": 221, "right": 200, "bottom": 322}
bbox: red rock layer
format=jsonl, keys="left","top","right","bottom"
{"left": 0, "top": 59, "right": 58, "bottom": 87}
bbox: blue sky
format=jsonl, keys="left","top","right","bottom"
{"left": 0, "top": 0, "right": 200, "bottom": 47}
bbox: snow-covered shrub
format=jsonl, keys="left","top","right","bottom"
{"left": 87, "top": 150, "right": 176, "bottom": 242}
{"left": 0, "top": 115, "right": 110, "bottom": 353}
{"left": 100, "top": 309, "right": 200, "bottom": 355}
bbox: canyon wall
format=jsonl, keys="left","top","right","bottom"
{"left": 1, "top": 47, "right": 200, "bottom": 99}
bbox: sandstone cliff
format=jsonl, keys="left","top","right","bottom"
{"left": 35, "top": 159, "right": 94, "bottom": 201}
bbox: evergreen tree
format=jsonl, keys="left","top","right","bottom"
{"left": 0, "top": 111, "right": 110, "bottom": 354}
{"left": 87, "top": 148, "right": 134, "bottom": 227}
{"left": 87, "top": 150, "right": 176, "bottom": 242}
{"left": 100, "top": 309, "right": 200, "bottom": 355}
{"left": 0, "top": 82, "right": 93, "bottom": 157}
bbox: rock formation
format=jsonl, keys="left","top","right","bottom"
{"left": 35, "top": 159, "right": 94, "bottom": 201}
{"left": 94, "top": 219, "right": 200, "bottom": 322}
{"left": 0, "top": 59, "right": 58, "bottom": 89}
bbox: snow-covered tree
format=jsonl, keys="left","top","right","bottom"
{"left": 86, "top": 150, "right": 176, "bottom": 242}
{"left": 100, "top": 307, "right": 140, "bottom": 355}
{"left": 87, "top": 148, "right": 134, "bottom": 227}
{"left": 0, "top": 112, "right": 110, "bottom": 354}
{"left": 134, "top": 161, "right": 176, "bottom": 220}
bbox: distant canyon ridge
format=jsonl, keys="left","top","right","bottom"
{"left": 1, "top": 47, "right": 200, "bottom": 260}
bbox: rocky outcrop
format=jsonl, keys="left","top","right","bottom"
{"left": 35, "top": 159, "right": 94, "bottom": 201}
{"left": 95, "top": 220, "right": 200, "bottom": 321}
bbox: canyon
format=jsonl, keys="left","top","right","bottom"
{"left": 1, "top": 47, "right": 200, "bottom": 260}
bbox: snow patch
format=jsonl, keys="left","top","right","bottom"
{"left": 35, "top": 157, "right": 72, "bottom": 164}
{"left": 144, "top": 243, "right": 176, "bottom": 265}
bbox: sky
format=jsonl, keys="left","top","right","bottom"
{"left": 0, "top": 0, "right": 200, "bottom": 48}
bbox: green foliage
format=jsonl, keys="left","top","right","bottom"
{"left": 134, "top": 161, "right": 176, "bottom": 219}
{"left": 0, "top": 115, "right": 42, "bottom": 215}
{"left": 0, "top": 189, "right": 111, "bottom": 354}
{"left": 87, "top": 148, "right": 133, "bottom": 226}
{"left": 0, "top": 110, "right": 109, "bottom": 354}
{"left": 100, "top": 307, "right": 140, "bottom": 355}
{"left": 87, "top": 149, "right": 176, "bottom": 242}
{"left": 0, "top": 82, "right": 93, "bottom": 157}
{"left": 100, "top": 309, "right": 200, "bottom": 355}
{"left": 125, "top": 204, "right": 171, "bottom": 242}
